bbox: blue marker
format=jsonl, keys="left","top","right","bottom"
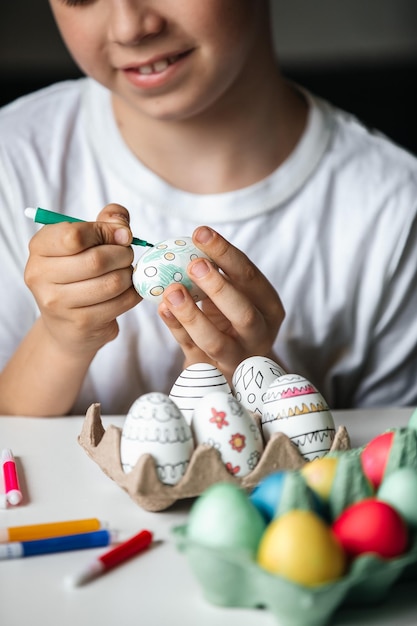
{"left": 0, "top": 529, "right": 115, "bottom": 559}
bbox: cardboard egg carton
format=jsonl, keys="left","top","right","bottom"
{"left": 78, "top": 402, "right": 351, "bottom": 512}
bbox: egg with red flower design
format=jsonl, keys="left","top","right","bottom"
{"left": 192, "top": 391, "right": 264, "bottom": 477}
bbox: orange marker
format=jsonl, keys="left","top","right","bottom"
{"left": 0, "top": 518, "right": 103, "bottom": 543}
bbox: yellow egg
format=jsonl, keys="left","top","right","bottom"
{"left": 301, "top": 457, "right": 339, "bottom": 501}
{"left": 257, "top": 510, "right": 346, "bottom": 586}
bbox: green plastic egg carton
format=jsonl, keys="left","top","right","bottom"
{"left": 172, "top": 525, "right": 417, "bottom": 626}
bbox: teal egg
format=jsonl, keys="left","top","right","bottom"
{"left": 378, "top": 467, "right": 417, "bottom": 527}
{"left": 408, "top": 408, "right": 417, "bottom": 432}
{"left": 187, "top": 482, "right": 266, "bottom": 555}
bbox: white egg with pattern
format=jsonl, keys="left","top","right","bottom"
{"left": 120, "top": 392, "right": 195, "bottom": 485}
{"left": 169, "top": 363, "right": 232, "bottom": 425}
{"left": 232, "top": 356, "right": 286, "bottom": 416}
{"left": 261, "top": 374, "right": 336, "bottom": 460}
{"left": 132, "top": 237, "right": 211, "bottom": 304}
{"left": 192, "top": 391, "right": 264, "bottom": 478}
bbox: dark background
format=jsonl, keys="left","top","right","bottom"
{"left": 1, "top": 1, "right": 417, "bottom": 155}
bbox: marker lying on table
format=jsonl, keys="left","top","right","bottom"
{"left": 24, "top": 207, "right": 154, "bottom": 248}
{"left": 1, "top": 449, "right": 22, "bottom": 506}
{"left": 67, "top": 529, "right": 153, "bottom": 587}
{"left": 0, "top": 517, "right": 104, "bottom": 543}
{"left": 0, "top": 529, "right": 115, "bottom": 560}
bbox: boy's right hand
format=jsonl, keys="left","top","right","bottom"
{"left": 24, "top": 204, "right": 142, "bottom": 358}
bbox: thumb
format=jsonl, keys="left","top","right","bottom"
{"left": 95, "top": 203, "right": 133, "bottom": 246}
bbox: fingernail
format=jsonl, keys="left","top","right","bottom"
{"left": 190, "top": 259, "right": 210, "bottom": 278}
{"left": 111, "top": 213, "right": 129, "bottom": 224}
{"left": 194, "top": 226, "right": 213, "bottom": 244}
{"left": 166, "top": 289, "right": 185, "bottom": 306}
{"left": 114, "top": 228, "right": 130, "bottom": 245}
{"left": 159, "top": 304, "right": 175, "bottom": 319}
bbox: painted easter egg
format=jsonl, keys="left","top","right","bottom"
{"left": 257, "top": 509, "right": 346, "bottom": 586}
{"left": 232, "top": 356, "right": 286, "bottom": 416}
{"left": 120, "top": 392, "right": 195, "bottom": 485}
{"left": 192, "top": 391, "right": 264, "bottom": 478}
{"left": 332, "top": 498, "right": 408, "bottom": 558}
{"left": 250, "top": 470, "right": 326, "bottom": 523}
{"left": 261, "top": 374, "right": 336, "bottom": 460}
{"left": 378, "top": 467, "right": 417, "bottom": 527}
{"left": 301, "top": 457, "right": 340, "bottom": 502}
{"left": 169, "top": 363, "right": 232, "bottom": 425}
{"left": 132, "top": 237, "right": 211, "bottom": 303}
{"left": 360, "top": 431, "right": 395, "bottom": 490}
{"left": 187, "top": 483, "right": 266, "bottom": 554}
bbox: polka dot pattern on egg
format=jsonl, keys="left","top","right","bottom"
{"left": 132, "top": 237, "right": 211, "bottom": 303}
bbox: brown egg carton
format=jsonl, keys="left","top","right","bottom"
{"left": 78, "top": 402, "right": 351, "bottom": 512}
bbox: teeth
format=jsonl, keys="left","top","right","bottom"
{"left": 137, "top": 55, "right": 179, "bottom": 75}
{"left": 138, "top": 65, "right": 153, "bottom": 75}
{"left": 153, "top": 59, "right": 169, "bottom": 72}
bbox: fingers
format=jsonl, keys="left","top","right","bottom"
{"left": 158, "top": 304, "right": 211, "bottom": 365}
{"left": 24, "top": 203, "right": 142, "bottom": 343}
{"left": 28, "top": 203, "right": 133, "bottom": 257}
{"left": 26, "top": 243, "right": 134, "bottom": 285}
{"left": 36, "top": 267, "right": 138, "bottom": 311}
{"left": 192, "top": 226, "right": 283, "bottom": 324}
{"left": 159, "top": 227, "right": 285, "bottom": 377}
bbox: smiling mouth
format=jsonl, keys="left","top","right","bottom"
{"left": 133, "top": 51, "right": 191, "bottom": 75}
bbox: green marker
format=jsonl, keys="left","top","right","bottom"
{"left": 24, "top": 207, "right": 153, "bottom": 248}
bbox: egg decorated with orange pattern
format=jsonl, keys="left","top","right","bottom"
{"left": 261, "top": 374, "right": 336, "bottom": 460}
{"left": 132, "top": 237, "right": 211, "bottom": 304}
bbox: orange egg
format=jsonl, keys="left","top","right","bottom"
{"left": 257, "top": 509, "right": 346, "bottom": 586}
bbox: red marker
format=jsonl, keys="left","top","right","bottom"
{"left": 2, "top": 449, "right": 22, "bottom": 506}
{"left": 67, "top": 529, "right": 153, "bottom": 587}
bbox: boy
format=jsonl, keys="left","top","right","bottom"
{"left": 1, "top": 1, "right": 417, "bottom": 416}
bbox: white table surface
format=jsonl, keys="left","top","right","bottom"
{"left": 0, "top": 408, "right": 416, "bottom": 626}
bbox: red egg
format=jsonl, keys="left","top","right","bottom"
{"left": 360, "top": 431, "right": 394, "bottom": 489}
{"left": 332, "top": 498, "right": 408, "bottom": 559}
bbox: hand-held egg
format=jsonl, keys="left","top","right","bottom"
{"left": 261, "top": 374, "right": 336, "bottom": 460}
{"left": 132, "top": 237, "right": 212, "bottom": 304}
{"left": 120, "top": 392, "right": 195, "bottom": 485}
{"left": 192, "top": 391, "right": 264, "bottom": 477}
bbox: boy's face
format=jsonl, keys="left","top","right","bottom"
{"left": 48, "top": 0, "right": 271, "bottom": 122}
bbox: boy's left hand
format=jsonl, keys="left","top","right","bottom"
{"left": 158, "top": 226, "right": 285, "bottom": 381}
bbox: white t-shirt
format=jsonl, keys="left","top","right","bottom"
{"left": 1, "top": 78, "right": 417, "bottom": 414}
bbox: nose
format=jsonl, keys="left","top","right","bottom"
{"left": 108, "top": 0, "right": 166, "bottom": 46}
